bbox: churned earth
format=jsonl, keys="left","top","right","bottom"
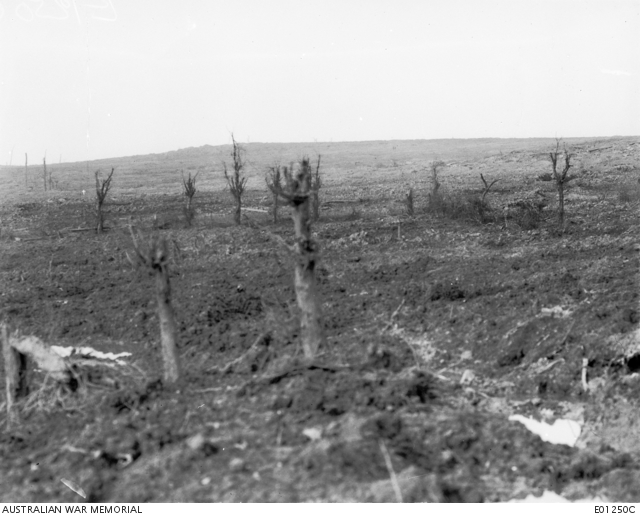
{"left": 0, "top": 137, "right": 639, "bottom": 502}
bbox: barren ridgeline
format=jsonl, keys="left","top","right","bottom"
{"left": 0, "top": 136, "right": 639, "bottom": 502}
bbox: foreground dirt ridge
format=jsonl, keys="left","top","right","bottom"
{"left": 0, "top": 137, "right": 639, "bottom": 502}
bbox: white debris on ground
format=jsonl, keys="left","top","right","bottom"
{"left": 51, "top": 346, "right": 131, "bottom": 365}
{"left": 540, "top": 305, "right": 573, "bottom": 318}
{"left": 509, "top": 415, "right": 582, "bottom": 446}
{"left": 506, "top": 490, "right": 607, "bottom": 503}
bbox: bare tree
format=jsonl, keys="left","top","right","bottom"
{"left": 128, "top": 228, "right": 181, "bottom": 383}
{"left": 427, "top": 160, "right": 446, "bottom": 211}
{"left": 267, "top": 158, "right": 325, "bottom": 360}
{"left": 405, "top": 187, "right": 415, "bottom": 216}
{"left": 48, "top": 165, "right": 55, "bottom": 190}
{"left": 43, "top": 157, "right": 47, "bottom": 191}
{"left": 549, "top": 139, "right": 576, "bottom": 228}
{"left": 430, "top": 160, "right": 445, "bottom": 194}
{"left": 181, "top": 170, "right": 198, "bottom": 227}
{"left": 95, "top": 168, "right": 114, "bottom": 233}
{"left": 311, "top": 155, "right": 322, "bottom": 221}
{"left": 266, "top": 164, "right": 284, "bottom": 224}
{"left": 223, "top": 134, "right": 248, "bottom": 225}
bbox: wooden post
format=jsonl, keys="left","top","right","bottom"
{"left": 2, "top": 324, "right": 29, "bottom": 426}
{"left": 43, "top": 157, "right": 47, "bottom": 192}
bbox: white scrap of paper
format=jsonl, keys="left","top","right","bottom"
{"left": 509, "top": 415, "right": 581, "bottom": 446}
{"left": 302, "top": 427, "right": 323, "bottom": 441}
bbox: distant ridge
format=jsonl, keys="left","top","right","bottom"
{"left": 0, "top": 136, "right": 634, "bottom": 170}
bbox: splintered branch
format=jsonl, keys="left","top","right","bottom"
{"left": 129, "top": 226, "right": 180, "bottom": 383}
{"left": 480, "top": 173, "right": 499, "bottom": 204}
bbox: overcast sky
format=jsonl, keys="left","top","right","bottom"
{"left": 0, "top": 0, "right": 638, "bottom": 163}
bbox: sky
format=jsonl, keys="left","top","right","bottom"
{"left": 0, "top": 0, "right": 638, "bottom": 163}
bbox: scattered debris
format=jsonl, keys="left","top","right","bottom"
{"left": 10, "top": 334, "right": 72, "bottom": 383}
{"left": 541, "top": 306, "right": 573, "bottom": 318}
{"left": 60, "top": 478, "right": 87, "bottom": 499}
{"left": 506, "top": 490, "right": 606, "bottom": 503}
{"left": 51, "top": 346, "right": 131, "bottom": 365}
{"left": 460, "top": 369, "right": 476, "bottom": 385}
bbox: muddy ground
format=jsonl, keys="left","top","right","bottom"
{"left": 0, "top": 137, "right": 639, "bottom": 502}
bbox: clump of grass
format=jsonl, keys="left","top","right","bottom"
{"left": 464, "top": 195, "right": 495, "bottom": 224}
{"left": 503, "top": 198, "right": 547, "bottom": 230}
{"left": 346, "top": 207, "right": 362, "bottom": 221}
{"left": 618, "top": 184, "right": 640, "bottom": 203}
{"left": 426, "top": 188, "right": 497, "bottom": 224}
{"left": 0, "top": 227, "right": 16, "bottom": 241}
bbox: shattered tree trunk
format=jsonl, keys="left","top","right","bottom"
{"left": 2, "top": 327, "right": 74, "bottom": 427}
{"left": 291, "top": 170, "right": 325, "bottom": 359}
{"left": 234, "top": 197, "right": 242, "bottom": 226}
{"left": 96, "top": 202, "right": 104, "bottom": 233}
{"left": 2, "top": 324, "right": 28, "bottom": 426}
{"left": 272, "top": 191, "right": 279, "bottom": 224}
{"left": 152, "top": 240, "right": 181, "bottom": 383}
{"left": 550, "top": 141, "right": 573, "bottom": 230}
{"left": 129, "top": 230, "right": 181, "bottom": 383}
{"left": 95, "top": 169, "right": 114, "bottom": 234}
{"left": 557, "top": 183, "right": 565, "bottom": 227}
{"left": 311, "top": 155, "right": 321, "bottom": 222}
